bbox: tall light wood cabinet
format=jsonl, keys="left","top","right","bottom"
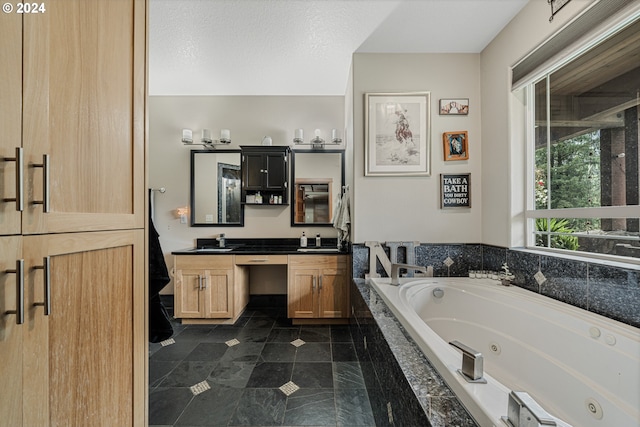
{"left": 288, "top": 255, "right": 350, "bottom": 320}
{"left": 0, "top": 1, "right": 147, "bottom": 425}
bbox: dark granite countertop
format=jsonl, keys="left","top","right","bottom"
{"left": 171, "top": 237, "right": 351, "bottom": 256}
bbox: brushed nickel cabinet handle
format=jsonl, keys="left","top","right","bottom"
{"left": 198, "top": 275, "right": 202, "bottom": 290}
{"left": 32, "top": 154, "right": 50, "bottom": 212}
{"left": 3, "top": 147, "right": 24, "bottom": 211}
{"left": 5, "top": 259, "right": 24, "bottom": 325}
{"left": 33, "top": 256, "right": 51, "bottom": 315}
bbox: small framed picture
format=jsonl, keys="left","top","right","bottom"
{"left": 443, "top": 131, "right": 469, "bottom": 161}
{"left": 440, "top": 173, "right": 471, "bottom": 209}
{"left": 439, "top": 98, "right": 469, "bottom": 115}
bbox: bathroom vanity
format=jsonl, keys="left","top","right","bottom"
{"left": 172, "top": 239, "right": 350, "bottom": 325}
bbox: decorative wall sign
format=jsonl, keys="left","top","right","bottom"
{"left": 365, "top": 92, "right": 431, "bottom": 176}
{"left": 440, "top": 173, "right": 471, "bottom": 209}
{"left": 439, "top": 98, "right": 469, "bottom": 115}
{"left": 549, "top": 0, "right": 572, "bottom": 22}
{"left": 443, "top": 131, "right": 469, "bottom": 161}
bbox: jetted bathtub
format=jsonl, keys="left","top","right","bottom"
{"left": 369, "top": 277, "right": 640, "bottom": 427}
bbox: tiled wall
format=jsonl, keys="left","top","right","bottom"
{"left": 353, "top": 243, "right": 640, "bottom": 328}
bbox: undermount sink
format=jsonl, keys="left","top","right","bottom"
{"left": 190, "top": 248, "right": 233, "bottom": 253}
{"left": 297, "top": 248, "right": 341, "bottom": 252}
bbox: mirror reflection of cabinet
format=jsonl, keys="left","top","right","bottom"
{"left": 291, "top": 150, "right": 344, "bottom": 227}
{"left": 190, "top": 150, "right": 244, "bottom": 227}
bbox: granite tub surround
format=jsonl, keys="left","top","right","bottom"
{"left": 352, "top": 243, "right": 640, "bottom": 328}
{"left": 350, "top": 279, "right": 478, "bottom": 427}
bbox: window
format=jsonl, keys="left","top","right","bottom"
{"left": 525, "top": 18, "right": 640, "bottom": 261}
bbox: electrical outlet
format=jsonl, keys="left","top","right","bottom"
{"left": 205, "top": 214, "right": 214, "bottom": 223}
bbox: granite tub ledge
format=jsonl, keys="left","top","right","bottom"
{"left": 352, "top": 278, "right": 478, "bottom": 427}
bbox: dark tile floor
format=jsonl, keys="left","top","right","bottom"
{"left": 149, "top": 296, "right": 375, "bottom": 427}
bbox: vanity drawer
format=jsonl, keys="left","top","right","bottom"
{"left": 234, "top": 254, "right": 288, "bottom": 265}
{"left": 175, "top": 255, "right": 234, "bottom": 270}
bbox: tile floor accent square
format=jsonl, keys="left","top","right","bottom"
{"left": 279, "top": 381, "right": 300, "bottom": 396}
{"left": 160, "top": 338, "right": 175, "bottom": 347}
{"left": 226, "top": 338, "right": 241, "bottom": 347}
{"left": 290, "top": 338, "right": 305, "bottom": 347}
{"left": 190, "top": 380, "right": 211, "bottom": 396}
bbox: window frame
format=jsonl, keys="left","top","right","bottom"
{"left": 521, "top": 22, "right": 640, "bottom": 265}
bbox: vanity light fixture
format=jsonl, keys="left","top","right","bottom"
{"left": 292, "top": 128, "right": 342, "bottom": 148}
{"left": 182, "top": 128, "right": 232, "bottom": 149}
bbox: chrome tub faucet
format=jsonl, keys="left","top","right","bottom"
{"left": 390, "top": 263, "right": 427, "bottom": 285}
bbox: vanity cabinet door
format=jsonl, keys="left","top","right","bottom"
{"left": 288, "top": 268, "right": 319, "bottom": 318}
{"left": 174, "top": 256, "right": 235, "bottom": 320}
{"left": 288, "top": 255, "right": 350, "bottom": 320}
{"left": 174, "top": 269, "right": 207, "bottom": 318}
{"left": 318, "top": 266, "right": 349, "bottom": 318}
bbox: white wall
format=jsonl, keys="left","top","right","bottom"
{"left": 149, "top": 95, "right": 344, "bottom": 292}
{"left": 480, "top": 0, "right": 596, "bottom": 247}
{"left": 351, "top": 53, "right": 482, "bottom": 243}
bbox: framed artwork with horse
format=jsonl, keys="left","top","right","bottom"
{"left": 364, "top": 92, "right": 431, "bottom": 176}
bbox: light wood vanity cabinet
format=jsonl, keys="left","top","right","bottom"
{"left": 0, "top": 1, "right": 147, "bottom": 425}
{"left": 174, "top": 255, "right": 237, "bottom": 322}
{"left": 173, "top": 254, "right": 350, "bottom": 325}
{"left": 288, "top": 255, "right": 350, "bottom": 322}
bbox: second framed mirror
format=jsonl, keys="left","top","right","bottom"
{"left": 290, "top": 149, "right": 345, "bottom": 226}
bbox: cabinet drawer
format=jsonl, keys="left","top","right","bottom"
{"left": 175, "top": 255, "right": 234, "bottom": 270}
{"left": 234, "top": 254, "right": 288, "bottom": 265}
{"left": 288, "top": 255, "right": 349, "bottom": 268}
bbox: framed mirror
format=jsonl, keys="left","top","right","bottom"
{"left": 291, "top": 149, "right": 345, "bottom": 226}
{"left": 190, "top": 149, "right": 244, "bottom": 227}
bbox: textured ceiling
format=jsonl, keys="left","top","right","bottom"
{"left": 149, "top": 0, "right": 529, "bottom": 96}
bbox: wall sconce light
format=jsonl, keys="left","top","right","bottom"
{"left": 292, "top": 128, "right": 342, "bottom": 149}
{"left": 175, "top": 206, "right": 189, "bottom": 224}
{"left": 182, "top": 128, "right": 231, "bottom": 149}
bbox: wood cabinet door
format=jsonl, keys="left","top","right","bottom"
{"left": 0, "top": 12, "right": 23, "bottom": 235}
{"left": 318, "top": 267, "right": 349, "bottom": 318}
{"left": 288, "top": 268, "right": 318, "bottom": 318}
{"left": 264, "top": 152, "right": 287, "bottom": 191}
{"left": 175, "top": 269, "right": 206, "bottom": 318}
{"left": 21, "top": 0, "right": 146, "bottom": 235}
{"left": 22, "top": 230, "right": 145, "bottom": 427}
{"left": 242, "top": 153, "right": 266, "bottom": 190}
{"left": 0, "top": 236, "right": 23, "bottom": 425}
{"left": 204, "top": 270, "right": 234, "bottom": 318}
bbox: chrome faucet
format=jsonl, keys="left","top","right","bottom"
{"left": 216, "top": 233, "right": 225, "bottom": 248}
{"left": 503, "top": 391, "right": 557, "bottom": 427}
{"left": 449, "top": 340, "right": 487, "bottom": 383}
{"left": 390, "top": 263, "right": 427, "bottom": 285}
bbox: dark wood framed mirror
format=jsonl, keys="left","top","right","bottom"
{"left": 190, "top": 149, "right": 244, "bottom": 227}
{"left": 290, "top": 149, "right": 345, "bottom": 227}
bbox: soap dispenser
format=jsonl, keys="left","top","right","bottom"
{"left": 300, "top": 232, "right": 307, "bottom": 248}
